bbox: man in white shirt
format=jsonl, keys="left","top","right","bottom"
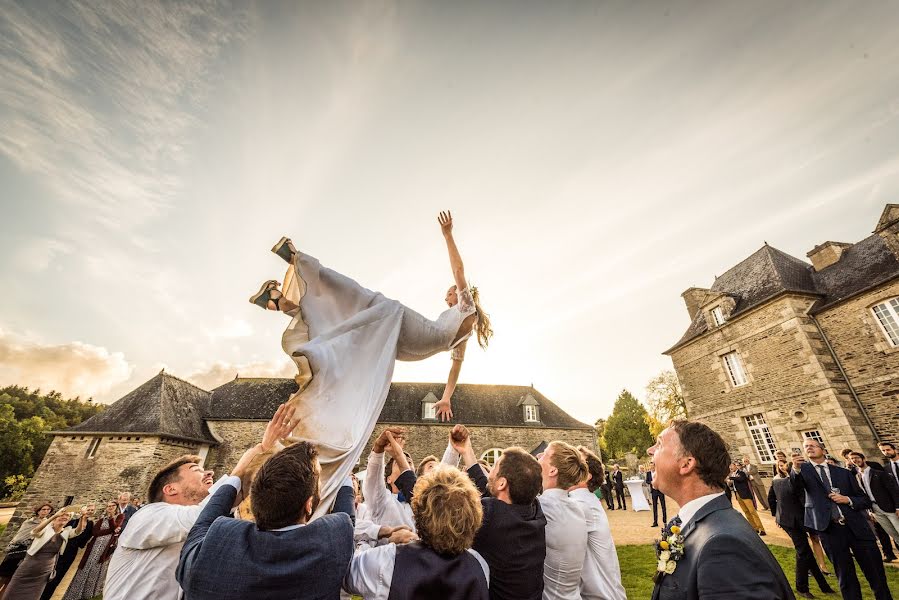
{"left": 880, "top": 441, "right": 899, "bottom": 483}
{"left": 571, "top": 446, "right": 626, "bottom": 600}
{"left": 362, "top": 427, "right": 418, "bottom": 531}
{"left": 105, "top": 405, "right": 298, "bottom": 600}
{"left": 536, "top": 441, "right": 588, "bottom": 600}
{"left": 649, "top": 420, "right": 792, "bottom": 600}
{"left": 850, "top": 451, "right": 899, "bottom": 550}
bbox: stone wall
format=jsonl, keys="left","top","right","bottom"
{"left": 0, "top": 434, "right": 205, "bottom": 551}
{"left": 670, "top": 294, "right": 879, "bottom": 472}
{"left": 815, "top": 278, "right": 899, "bottom": 443}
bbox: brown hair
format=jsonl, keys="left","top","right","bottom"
{"left": 385, "top": 452, "right": 414, "bottom": 487}
{"left": 494, "top": 447, "right": 542, "bottom": 505}
{"left": 469, "top": 286, "right": 494, "bottom": 349}
{"left": 412, "top": 467, "right": 483, "bottom": 556}
{"left": 775, "top": 460, "right": 790, "bottom": 478}
{"left": 251, "top": 442, "right": 320, "bottom": 530}
{"left": 147, "top": 455, "right": 202, "bottom": 503}
{"left": 548, "top": 441, "right": 589, "bottom": 489}
{"left": 32, "top": 502, "right": 54, "bottom": 517}
{"left": 849, "top": 451, "right": 866, "bottom": 460}
{"left": 577, "top": 446, "right": 605, "bottom": 493}
{"left": 840, "top": 448, "right": 854, "bottom": 459}
{"left": 415, "top": 455, "right": 439, "bottom": 478}
{"left": 670, "top": 420, "right": 729, "bottom": 490}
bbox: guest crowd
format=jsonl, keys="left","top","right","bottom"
{"left": 1, "top": 403, "right": 897, "bottom": 600}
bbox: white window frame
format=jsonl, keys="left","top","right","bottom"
{"left": 802, "top": 430, "right": 825, "bottom": 446}
{"left": 481, "top": 448, "right": 503, "bottom": 467}
{"left": 744, "top": 414, "right": 777, "bottom": 463}
{"left": 422, "top": 401, "right": 437, "bottom": 420}
{"left": 524, "top": 405, "right": 539, "bottom": 423}
{"left": 872, "top": 298, "right": 899, "bottom": 347}
{"left": 711, "top": 306, "right": 726, "bottom": 326}
{"left": 723, "top": 351, "right": 748, "bottom": 387}
{"left": 85, "top": 437, "right": 101, "bottom": 459}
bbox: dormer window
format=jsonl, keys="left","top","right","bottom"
{"left": 711, "top": 306, "right": 725, "bottom": 326}
{"left": 524, "top": 405, "right": 539, "bottom": 423}
{"left": 518, "top": 392, "right": 541, "bottom": 423}
{"left": 421, "top": 392, "right": 439, "bottom": 420}
{"left": 872, "top": 298, "right": 899, "bottom": 346}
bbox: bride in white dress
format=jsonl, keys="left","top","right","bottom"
{"left": 247, "top": 211, "right": 493, "bottom": 520}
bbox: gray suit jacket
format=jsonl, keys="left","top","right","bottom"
{"left": 651, "top": 494, "right": 794, "bottom": 600}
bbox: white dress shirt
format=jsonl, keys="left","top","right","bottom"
{"left": 676, "top": 492, "right": 724, "bottom": 528}
{"left": 104, "top": 475, "right": 238, "bottom": 600}
{"left": 539, "top": 487, "right": 588, "bottom": 600}
{"left": 362, "top": 451, "right": 416, "bottom": 531}
{"left": 569, "top": 487, "right": 626, "bottom": 600}
{"left": 343, "top": 542, "right": 489, "bottom": 600}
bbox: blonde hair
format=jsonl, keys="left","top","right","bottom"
{"left": 549, "top": 441, "right": 589, "bottom": 489}
{"left": 469, "top": 286, "right": 494, "bottom": 349}
{"left": 411, "top": 467, "right": 483, "bottom": 556}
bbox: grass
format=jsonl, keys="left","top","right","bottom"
{"left": 618, "top": 544, "right": 899, "bottom": 599}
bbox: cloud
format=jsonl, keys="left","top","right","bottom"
{"left": 11, "top": 237, "right": 74, "bottom": 272}
{"left": 186, "top": 359, "right": 296, "bottom": 391}
{"left": 205, "top": 317, "right": 253, "bottom": 341}
{"left": 0, "top": 1, "right": 249, "bottom": 232}
{"left": 0, "top": 326, "right": 133, "bottom": 399}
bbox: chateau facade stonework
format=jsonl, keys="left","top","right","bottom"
{"left": 1, "top": 374, "right": 594, "bottom": 553}
{"left": 665, "top": 204, "right": 899, "bottom": 473}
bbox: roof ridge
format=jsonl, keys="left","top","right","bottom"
{"left": 159, "top": 371, "right": 211, "bottom": 394}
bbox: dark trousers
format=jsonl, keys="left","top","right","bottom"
{"left": 601, "top": 484, "right": 614, "bottom": 509}
{"left": 782, "top": 525, "right": 831, "bottom": 593}
{"left": 819, "top": 522, "right": 893, "bottom": 600}
{"left": 874, "top": 521, "right": 898, "bottom": 559}
{"left": 614, "top": 485, "right": 626, "bottom": 510}
{"left": 651, "top": 492, "right": 667, "bottom": 526}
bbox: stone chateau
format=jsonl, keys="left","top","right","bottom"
{"left": 1, "top": 373, "right": 594, "bottom": 550}
{"left": 665, "top": 204, "right": 899, "bottom": 472}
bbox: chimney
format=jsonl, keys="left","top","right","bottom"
{"left": 681, "top": 287, "right": 711, "bottom": 321}
{"left": 806, "top": 241, "right": 851, "bottom": 272}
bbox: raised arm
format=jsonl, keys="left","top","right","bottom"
{"left": 31, "top": 506, "right": 72, "bottom": 537}
{"left": 438, "top": 211, "right": 467, "bottom": 292}
{"left": 435, "top": 345, "right": 464, "bottom": 421}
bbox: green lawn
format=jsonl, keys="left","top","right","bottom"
{"left": 618, "top": 544, "right": 899, "bottom": 599}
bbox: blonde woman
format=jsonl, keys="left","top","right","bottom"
{"left": 248, "top": 211, "right": 493, "bottom": 520}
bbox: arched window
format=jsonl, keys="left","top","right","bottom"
{"left": 872, "top": 298, "right": 899, "bottom": 346}
{"left": 481, "top": 448, "right": 503, "bottom": 468}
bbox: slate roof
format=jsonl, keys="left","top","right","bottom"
{"left": 667, "top": 233, "right": 899, "bottom": 353}
{"left": 64, "top": 372, "right": 217, "bottom": 443}
{"left": 207, "top": 378, "right": 593, "bottom": 430}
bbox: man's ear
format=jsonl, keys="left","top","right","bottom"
{"left": 495, "top": 475, "right": 508, "bottom": 491}
{"left": 304, "top": 496, "right": 314, "bottom": 519}
{"left": 162, "top": 482, "right": 179, "bottom": 498}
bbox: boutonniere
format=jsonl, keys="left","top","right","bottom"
{"left": 653, "top": 522, "right": 685, "bottom": 583}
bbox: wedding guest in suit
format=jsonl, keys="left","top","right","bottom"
{"left": 843, "top": 448, "right": 898, "bottom": 562}
{"left": 601, "top": 471, "right": 614, "bottom": 510}
{"left": 611, "top": 464, "right": 626, "bottom": 510}
{"left": 791, "top": 438, "right": 892, "bottom": 600}
{"left": 177, "top": 405, "right": 354, "bottom": 600}
{"left": 344, "top": 465, "right": 489, "bottom": 600}
{"left": 40, "top": 505, "right": 95, "bottom": 600}
{"left": 646, "top": 462, "right": 668, "bottom": 528}
{"left": 649, "top": 420, "right": 792, "bottom": 600}
{"left": 446, "top": 425, "right": 546, "bottom": 600}
{"left": 571, "top": 446, "right": 626, "bottom": 600}
{"left": 63, "top": 500, "right": 124, "bottom": 600}
{"left": 849, "top": 451, "right": 899, "bottom": 559}
{"left": 728, "top": 461, "right": 766, "bottom": 535}
{"left": 769, "top": 460, "right": 834, "bottom": 599}
{"left": 743, "top": 456, "right": 769, "bottom": 510}
{"left": 115, "top": 492, "right": 137, "bottom": 530}
{"left": 538, "top": 441, "right": 589, "bottom": 600}
{"left": 638, "top": 465, "right": 651, "bottom": 503}
{"left": 881, "top": 442, "right": 899, "bottom": 483}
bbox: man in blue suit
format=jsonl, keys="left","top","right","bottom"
{"left": 790, "top": 438, "right": 892, "bottom": 600}
{"left": 176, "top": 403, "right": 355, "bottom": 600}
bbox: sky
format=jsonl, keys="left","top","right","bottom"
{"left": 2, "top": 1, "right": 899, "bottom": 425}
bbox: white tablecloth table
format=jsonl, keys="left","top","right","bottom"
{"left": 624, "top": 480, "right": 651, "bottom": 511}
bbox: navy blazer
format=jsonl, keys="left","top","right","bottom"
{"left": 177, "top": 483, "right": 354, "bottom": 600}
{"left": 790, "top": 461, "right": 872, "bottom": 540}
{"left": 651, "top": 494, "right": 794, "bottom": 600}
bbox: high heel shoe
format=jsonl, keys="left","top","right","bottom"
{"left": 249, "top": 280, "right": 282, "bottom": 310}
{"left": 271, "top": 237, "right": 296, "bottom": 264}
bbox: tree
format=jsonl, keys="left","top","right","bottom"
{"left": 601, "top": 389, "right": 654, "bottom": 459}
{"left": 0, "top": 386, "right": 104, "bottom": 499}
{"left": 594, "top": 418, "right": 608, "bottom": 455}
{"left": 644, "top": 370, "right": 687, "bottom": 437}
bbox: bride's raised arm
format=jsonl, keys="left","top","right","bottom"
{"left": 435, "top": 342, "right": 465, "bottom": 422}
{"left": 438, "top": 210, "right": 467, "bottom": 292}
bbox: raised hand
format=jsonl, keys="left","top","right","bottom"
{"left": 438, "top": 210, "right": 454, "bottom": 237}
{"left": 374, "top": 426, "right": 406, "bottom": 454}
{"left": 449, "top": 424, "right": 470, "bottom": 454}
{"left": 261, "top": 403, "right": 297, "bottom": 453}
{"left": 434, "top": 397, "right": 453, "bottom": 422}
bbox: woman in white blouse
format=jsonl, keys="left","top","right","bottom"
{"left": 246, "top": 211, "right": 493, "bottom": 521}
{"left": 3, "top": 506, "right": 87, "bottom": 600}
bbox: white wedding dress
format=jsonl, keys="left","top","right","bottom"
{"left": 278, "top": 250, "right": 476, "bottom": 521}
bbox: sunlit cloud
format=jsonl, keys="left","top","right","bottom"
{"left": 186, "top": 358, "right": 296, "bottom": 391}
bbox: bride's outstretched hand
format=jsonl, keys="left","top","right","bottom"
{"left": 434, "top": 397, "right": 453, "bottom": 422}
{"left": 438, "top": 210, "right": 453, "bottom": 237}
